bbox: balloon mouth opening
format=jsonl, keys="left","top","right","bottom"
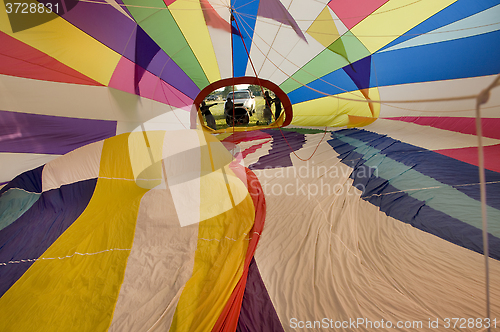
{"left": 192, "top": 76, "right": 293, "bottom": 134}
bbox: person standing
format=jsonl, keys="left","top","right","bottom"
{"left": 274, "top": 95, "right": 282, "bottom": 120}
{"left": 200, "top": 101, "right": 217, "bottom": 130}
{"left": 263, "top": 91, "right": 274, "bottom": 124}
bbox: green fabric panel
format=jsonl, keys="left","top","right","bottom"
{"left": 336, "top": 134, "right": 500, "bottom": 237}
{"left": 280, "top": 31, "right": 370, "bottom": 94}
{"left": 328, "top": 31, "right": 370, "bottom": 62}
{"left": 122, "top": 0, "right": 209, "bottom": 89}
{"left": 0, "top": 188, "right": 41, "bottom": 231}
{"left": 280, "top": 50, "right": 348, "bottom": 93}
{"left": 327, "top": 36, "right": 348, "bottom": 63}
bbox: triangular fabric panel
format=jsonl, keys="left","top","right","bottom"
{"left": 231, "top": 0, "right": 260, "bottom": 77}
{"left": 328, "top": 0, "right": 389, "bottom": 30}
{"left": 306, "top": 6, "right": 341, "bottom": 48}
{"left": 0, "top": 32, "right": 102, "bottom": 85}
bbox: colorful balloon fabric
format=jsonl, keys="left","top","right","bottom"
{"left": 1, "top": 0, "right": 500, "bottom": 331}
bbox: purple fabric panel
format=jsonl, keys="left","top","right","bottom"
{"left": 237, "top": 257, "right": 285, "bottom": 332}
{"left": 257, "top": 0, "right": 306, "bottom": 40}
{"left": 0, "top": 178, "right": 97, "bottom": 297}
{"left": 58, "top": 1, "right": 136, "bottom": 57}
{"left": 132, "top": 27, "right": 161, "bottom": 95}
{"left": 0, "top": 110, "right": 116, "bottom": 155}
{"left": 147, "top": 50, "right": 200, "bottom": 99}
{"left": 0, "top": 165, "right": 43, "bottom": 196}
{"left": 249, "top": 130, "right": 305, "bottom": 169}
{"left": 59, "top": 1, "right": 199, "bottom": 99}
{"left": 114, "top": 0, "right": 135, "bottom": 20}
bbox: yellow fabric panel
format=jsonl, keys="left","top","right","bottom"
{"left": 0, "top": 134, "right": 149, "bottom": 331}
{"left": 0, "top": 2, "right": 121, "bottom": 85}
{"left": 307, "top": 6, "right": 341, "bottom": 48}
{"left": 347, "top": 115, "right": 378, "bottom": 127}
{"left": 291, "top": 88, "right": 380, "bottom": 127}
{"left": 350, "top": 0, "right": 458, "bottom": 53}
{"left": 128, "top": 131, "right": 166, "bottom": 189}
{"left": 169, "top": 194, "right": 255, "bottom": 332}
{"left": 197, "top": 131, "right": 249, "bottom": 223}
{"left": 168, "top": 0, "right": 221, "bottom": 83}
{"left": 215, "top": 132, "right": 233, "bottom": 141}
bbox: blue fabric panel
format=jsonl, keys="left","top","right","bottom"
{"left": 249, "top": 130, "right": 305, "bottom": 170}
{"left": 0, "top": 178, "right": 97, "bottom": 297}
{"left": 357, "top": 167, "right": 500, "bottom": 261}
{"left": 231, "top": 0, "right": 260, "bottom": 77}
{"left": 343, "top": 55, "right": 372, "bottom": 90}
{"left": 287, "top": 69, "right": 359, "bottom": 104}
{"left": 327, "top": 130, "right": 500, "bottom": 260}
{"left": 338, "top": 135, "right": 500, "bottom": 238}
{"left": 370, "top": 30, "right": 500, "bottom": 87}
{"left": 337, "top": 129, "right": 500, "bottom": 210}
{"left": 0, "top": 165, "right": 43, "bottom": 196}
{"left": 381, "top": 0, "right": 500, "bottom": 51}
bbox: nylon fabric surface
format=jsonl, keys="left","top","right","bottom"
{"left": 246, "top": 130, "right": 500, "bottom": 331}
{"left": 1, "top": 0, "right": 500, "bottom": 330}
{"left": 0, "top": 134, "right": 149, "bottom": 331}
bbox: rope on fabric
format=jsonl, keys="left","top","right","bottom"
{"left": 231, "top": 8, "right": 329, "bottom": 162}
{"left": 475, "top": 74, "right": 500, "bottom": 332}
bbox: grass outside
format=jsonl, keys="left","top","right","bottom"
{"left": 203, "top": 96, "right": 277, "bottom": 130}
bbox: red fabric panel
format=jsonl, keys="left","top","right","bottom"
{"left": 222, "top": 131, "right": 272, "bottom": 144}
{"left": 241, "top": 140, "right": 271, "bottom": 159}
{"left": 385, "top": 116, "right": 500, "bottom": 140}
{"left": 0, "top": 32, "right": 102, "bottom": 86}
{"left": 200, "top": 0, "right": 233, "bottom": 33}
{"left": 211, "top": 167, "right": 266, "bottom": 332}
{"left": 436, "top": 144, "right": 500, "bottom": 173}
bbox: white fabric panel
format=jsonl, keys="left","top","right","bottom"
{"left": 41, "top": 141, "right": 103, "bottom": 192}
{"left": 364, "top": 119, "right": 500, "bottom": 150}
{"left": 378, "top": 75, "right": 500, "bottom": 118}
{"left": 330, "top": 7, "right": 348, "bottom": 36}
{"left": 0, "top": 75, "right": 183, "bottom": 123}
{"left": 206, "top": 0, "right": 233, "bottom": 80}
{"left": 381, "top": 4, "right": 500, "bottom": 53}
{"left": 251, "top": 134, "right": 500, "bottom": 331}
{"left": 109, "top": 187, "right": 198, "bottom": 332}
{"left": 208, "top": 26, "right": 233, "bottom": 80}
{"left": 162, "top": 130, "right": 201, "bottom": 227}
{"left": 0, "top": 152, "right": 60, "bottom": 184}
{"left": 117, "top": 109, "right": 191, "bottom": 135}
{"left": 248, "top": 0, "right": 329, "bottom": 85}
{"left": 237, "top": 138, "right": 273, "bottom": 167}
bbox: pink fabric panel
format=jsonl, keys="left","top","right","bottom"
{"left": 109, "top": 57, "right": 193, "bottom": 109}
{"left": 436, "top": 144, "right": 500, "bottom": 173}
{"left": 163, "top": 0, "right": 176, "bottom": 6}
{"left": 328, "top": 0, "right": 389, "bottom": 29}
{"left": 385, "top": 117, "right": 500, "bottom": 140}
